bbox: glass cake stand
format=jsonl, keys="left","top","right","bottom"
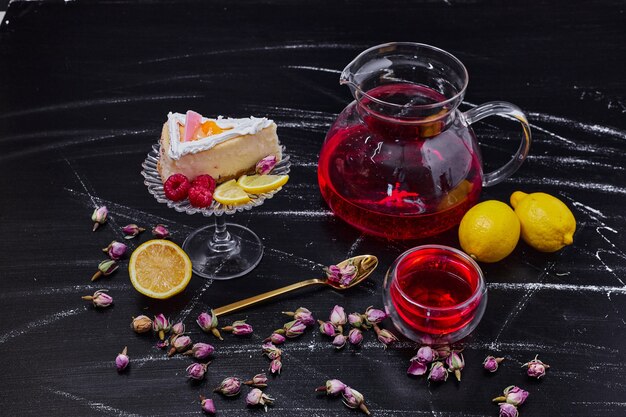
{"left": 141, "top": 144, "right": 290, "bottom": 280}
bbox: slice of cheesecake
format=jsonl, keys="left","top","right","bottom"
{"left": 157, "top": 111, "right": 282, "bottom": 183}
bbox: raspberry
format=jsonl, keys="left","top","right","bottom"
{"left": 188, "top": 185, "right": 214, "bottom": 208}
{"left": 164, "top": 173, "right": 191, "bottom": 201}
{"left": 191, "top": 174, "right": 216, "bottom": 192}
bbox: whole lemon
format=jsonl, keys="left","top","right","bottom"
{"left": 458, "top": 200, "right": 521, "bottom": 263}
{"left": 510, "top": 191, "right": 576, "bottom": 252}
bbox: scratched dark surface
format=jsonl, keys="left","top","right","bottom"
{"left": 0, "top": 1, "right": 625, "bottom": 416}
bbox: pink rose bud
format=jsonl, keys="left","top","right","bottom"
{"left": 197, "top": 310, "right": 222, "bottom": 340}
{"left": 102, "top": 241, "right": 128, "bottom": 260}
{"left": 122, "top": 224, "right": 145, "bottom": 239}
{"left": 283, "top": 320, "right": 307, "bottom": 338}
{"left": 244, "top": 373, "right": 269, "bottom": 388}
{"left": 348, "top": 313, "right": 363, "bottom": 328}
{"left": 348, "top": 328, "right": 363, "bottom": 346}
{"left": 427, "top": 361, "right": 448, "bottom": 382}
{"left": 200, "top": 396, "right": 216, "bottom": 414}
{"left": 500, "top": 386, "right": 529, "bottom": 406}
{"left": 407, "top": 360, "right": 428, "bottom": 376}
{"left": 324, "top": 264, "right": 357, "bottom": 286}
{"left": 152, "top": 314, "right": 171, "bottom": 340}
{"left": 115, "top": 346, "right": 129, "bottom": 372}
{"left": 415, "top": 346, "right": 438, "bottom": 364}
{"left": 269, "top": 358, "right": 282, "bottom": 375}
{"left": 373, "top": 324, "right": 398, "bottom": 348}
{"left": 91, "top": 206, "right": 108, "bottom": 231}
{"left": 446, "top": 351, "right": 465, "bottom": 381}
{"left": 342, "top": 387, "right": 370, "bottom": 415}
{"left": 187, "top": 362, "right": 210, "bottom": 380}
{"left": 171, "top": 321, "right": 185, "bottom": 335}
{"left": 152, "top": 224, "right": 170, "bottom": 239}
{"left": 282, "top": 307, "right": 315, "bottom": 326}
{"left": 91, "top": 259, "right": 119, "bottom": 281}
{"left": 315, "top": 379, "right": 347, "bottom": 396}
{"left": 168, "top": 335, "right": 192, "bottom": 356}
{"left": 262, "top": 342, "right": 282, "bottom": 360}
{"left": 484, "top": 355, "right": 504, "bottom": 373}
{"left": 246, "top": 388, "right": 275, "bottom": 412}
{"left": 434, "top": 345, "right": 451, "bottom": 359}
{"left": 190, "top": 343, "right": 214, "bottom": 360}
{"left": 330, "top": 305, "right": 347, "bottom": 327}
{"left": 522, "top": 355, "right": 549, "bottom": 379}
{"left": 222, "top": 320, "right": 253, "bottom": 336}
{"left": 332, "top": 334, "right": 347, "bottom": 349}
{"left": 318, "top": 320, "right": 338, "bottom": 337}
{"left": 264, "top": 332, "right": 287, "bottom": 345}
{"left": 364, "top": 306, "right": 387, "bottom": 325}
{"left": 214, "top": 377, "right": 242, "bottom": 396}
{"left": 499, "top": 403, "right": 519, "bottom": 417}
{"left": 82, "top": 289, "right": 113, "bottom": 308}
{"left": 130, "top": 315, "right": 152, "bottom": 333}
{"left": 255, "top": 155, "right": 278, "bottom": 175}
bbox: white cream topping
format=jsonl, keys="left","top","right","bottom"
{"left": 167, "top": 112, "right": 273, "bottom": 159}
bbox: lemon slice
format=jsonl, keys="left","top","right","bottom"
{"left": 129, "top": 240, "right": 193, "bottom": 299}
{"left": 238, "top": 174, "right": 289, "bottom": 194}
{"left": 213, "top": 179, "right": 251, "bottom": 205}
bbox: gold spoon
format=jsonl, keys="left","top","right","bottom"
{"left": 213, "top": 254, "right": 378, "bottom": 317}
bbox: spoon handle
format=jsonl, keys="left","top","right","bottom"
{"left": 213, "top": 278, "right": 326, "bottom": 317}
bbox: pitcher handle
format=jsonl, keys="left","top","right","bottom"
{"left": 463, "top": 101, "right": 532, "bottom": 187}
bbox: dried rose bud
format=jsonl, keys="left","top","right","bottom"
{"left": 330, "top": 305, "right": 347, "bottom": 330}
{"left": 91, "top": 259, "right": 119, "bottom": 281}
{"left": 264, "top": 332, "right": 286, "bottom": 345}
{"left": 152, "top": 314, "right": 171, "bottom": 340}
{"left": 283, "top": 307, "right": 315, "bottom": 326}
{"left": 186, "top": 343, "right": 214, "bottom": 360}
{"left": 373, "top": 324, "right": 398, "bottom": 348}
{"left": 348, "top": 313, "right": 363, "bottom": 328}
{"left": 82, "top": 289, "right": 113, "bottom": 308}
{"left": 333, "top": 334, "right": 347, "bottom": 349}
{"left": 130, "top": 315, "right": 152, "bottom": 333}
{"left": 115, "top": 346, "right": 129, "bottom": 372}
{"left": 171, "top": 321, "right": 185, "bottom": 335}
{"left": 315, "top": 379, "right": 347, "bottom": 396}
{"left": 122, "top": 224, "right": 145, "bottom": 239}
{"left": 415, "top": 346, "right": 438, "bottom": 364}
{"left": 407, "top": 360, "right": 428, "bottom": 376}
{"left": 493, "top": 385, "right": 529, "bottom": 406}
{"left": 244, "top": 373, "right": 268, "bottom": 388}
{"left": 318, "top": 320, "right": 338, "bottom": 337}
{"left": 91, "top": 206, "right": 108, "bottom": 231}
{"left": 197, "top": 310, "right": 222, "bottom": 340}
{"left": 427, "top": 361, "right": 448, "bottom": 382}
{"left": 283, "top": 320, "right": 307, "bottom": 338}
{"left": 152, "top": 224, "right": 170, "bottom": 239}
{"left": 156, "top": 340, "right": 169, "bottom": 350}
{"left": 446, "top": 351, "right": 465, "bottom": 382}
{"left": 499, "top": 403, "right": 519, "bottom": 417}
{"left": 214, "top": 377, "right": 242, "bottom": 396}
{"left": 186, "top": 362, "right": 210, "bottom": 380}
{"left": 363, "top": 306, "right": 387, "bottom": 325}
{"left": 342, "top": 387, "right": 370, "bottom": 415}
{"left": 262, "top": 342, "right": 282, "bottom": 360}
{"left": 199, "top": 396, "right": 216, "bottom": 414}
{"left": 255, "top": 155, "right": 277, "bottom": 175}
{"left": 324, "top": 264, "right": 357, "bottom": 286}
{"left": 522, "top": 355, "right": 550, "bottom": 379}
{"left": 269, "top": 358, "right": 282, "bottom": 375}
{"left": 222, "top": 320, "right": 253, "bottom": 336}
{"left": 348, "top": 328, "right": 363, "bottom": 346}
{"left": 168, "top": 335, "right": 192, "bottom": 356}
{"left": 246, "top": 388, "right": 275, "bottom": 412}
{"left": 102, "top": 241, "right": 128, "bottom": 260}
{"left": 434, "top": 345, "right": 451, "bottom": 359}
{"left": 484, "top": 356, "right": 504, "bottom": 373}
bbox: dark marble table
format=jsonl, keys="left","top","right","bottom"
{"left": 0, "top": 1, "right": 624, "bottom": 416}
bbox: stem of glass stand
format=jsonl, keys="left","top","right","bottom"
{"left": 209, "top": 215, "right": 237, "bottom": 253}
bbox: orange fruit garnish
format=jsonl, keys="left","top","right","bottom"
{"left": 129, "top": 240, "right": 192, "bottom": 299}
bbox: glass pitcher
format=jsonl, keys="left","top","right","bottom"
{"left": 318, "top": 42, "right": 531, "bottom": 240}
